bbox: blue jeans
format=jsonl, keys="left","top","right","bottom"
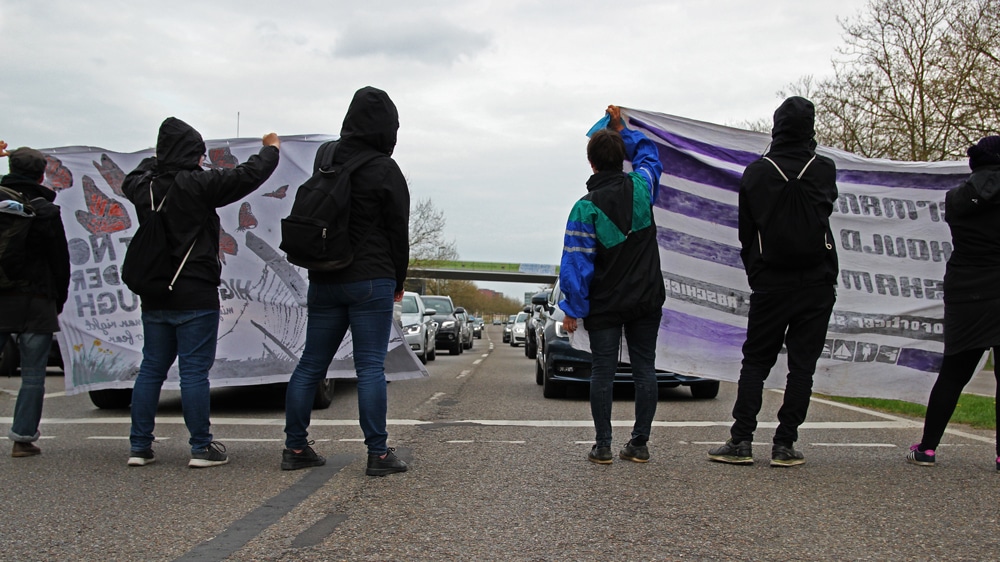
{"left": 589, "top": 309, "right": 662, "bottom": 448}
{"left": 284, "top": 278, "right": 394, "bottom": 455}
{"left": 3, "top": 332, "right": 52, "bottom": 443}
{"left": 129, "top": 309, "right": 220, "bottom": 453}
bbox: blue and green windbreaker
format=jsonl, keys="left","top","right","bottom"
{"left": 557, "top": 128, "right": 666, "bottom": 330}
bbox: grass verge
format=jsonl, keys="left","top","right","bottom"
{"left": 822, "top": 394, "right": 996, "bottom": 430}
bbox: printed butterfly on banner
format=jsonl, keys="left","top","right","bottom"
{"left": 93, "top": 153, "right": 126, "bottom": 196}
{"left": 236, "top": 202, "right": 257, "bottom": 231}
{"left": 219, "top": 227, "right": 238, "bottom": 264}
{"left": 75, "top": 175, "right": 132, "bottom": 235}
{"left": 43, "top": 155, "right": 73, "bottom": 191}
{"left": 208, "top": 147, "right": 239, "bottom": 170}
{"left": 262, "top": 185, "right": 288, "bottom": 199}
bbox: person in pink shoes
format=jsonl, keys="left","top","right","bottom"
{"left": 908, "top": 136, "right": 1000, "bottom": 472}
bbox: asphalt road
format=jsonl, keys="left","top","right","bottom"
{"left": 1, "top": 325, "right": 997, "bottom": 561}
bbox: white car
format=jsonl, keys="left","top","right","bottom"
{"left": 510, "top": 311, "right": 529, "bottom": 347}
{"left": 400, "top": 291, "right": 437, "bottom": 364}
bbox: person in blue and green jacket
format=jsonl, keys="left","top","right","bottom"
{"left": 558, "top": 105, "right": 665, "bottom": 465}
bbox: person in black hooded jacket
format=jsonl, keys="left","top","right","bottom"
{"left": 1, "top": 144, "right": 70, "bottom": 458}
{"left": 282, "top": 86, "right": 410, "bottom": 476}
{"left": 907, "top": 135, "right": 1000, "bottom": 472}
{"left": 709, "top": 96, "right": 839, "bottom": 467}
{"left": 121, "top": 118, "right": 280, "bottom": 468}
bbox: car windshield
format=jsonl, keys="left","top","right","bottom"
{"left": 422, "top": 297, "right": 454, "bottom": 314}
{"left": 401, "top": 296, "right": 419, "bottom": 314}
{"left": 515, "top": 312, "right": 528, "bottom": 323}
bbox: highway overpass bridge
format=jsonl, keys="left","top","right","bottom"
{"left": 407, "top": 261, "right": 558, "bottom": 283}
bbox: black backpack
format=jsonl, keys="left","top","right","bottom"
{"left": 757, "top": 155, "right": 833, "bottom": 269}
{"left": 0, "top": 186, "right": 38, "bottom": 290}
{"left": 121, "top": 181, "right": 196, "bottom": 298}
{"left": 279, "top": 141, "right": 382, "bottom": 271}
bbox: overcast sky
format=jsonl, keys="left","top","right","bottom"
{"left": 1, "top": 0, "right": 870, "bottom": 300}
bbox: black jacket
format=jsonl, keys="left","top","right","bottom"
{"left": 122, "top": 117, "right": 279, "bottom": 310}
{"left": 579, "top": 170, "right": 665, "bottom": 330}
{"left": 308, "top": 87, "right": 410, "bottom": 292}
{"left": 0, "top": 173, "right": 70, "bottom": 332}
{"left": 942, "top": 165, "right": 1000, "bottom": 303}
{"left": 738, "top": 97, "right": 839, "bottom": 291}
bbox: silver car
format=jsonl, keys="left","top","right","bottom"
{"left": 400, "top": 291, "right": 437, "bottom": 364}
{"left": 510, "top": 311, "right": 529, "bottom": 347}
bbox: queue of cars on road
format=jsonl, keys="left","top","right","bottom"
{"left": 527, "top": 280, "right": 721, "bottom": 400}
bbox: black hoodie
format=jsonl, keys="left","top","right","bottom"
{"left": 308, "top": 87, "right": 410, "bottom": 292}
{"left": 0, "top": 173, "right": 70, "bottom": 331}
{"left": 942, "top": 164, "right": 1000, "bottom": 303}
{"left": 121, "top": 117, "right": 279, "bottom": 310}
{"left": 738, "top": 97, "right": 839, "bottom": 291}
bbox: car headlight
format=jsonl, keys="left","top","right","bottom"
{"left": 405, "top": 324, "right": 422, "bottom": 334}
{"left": 441, "top": 321, "right": 455, "bottom": 329}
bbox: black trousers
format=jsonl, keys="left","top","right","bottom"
{"left": 731, "top": 284, "right": 836, "bottom": 446}
{"left": 920, "top": 347, "right": 1000, "bottom": 456}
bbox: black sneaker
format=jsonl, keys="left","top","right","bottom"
{"left": 588, "top": 445, "right": 613, "bottom": 464}
{"left": 619, "top": 440, "right": 650, "bottom": 463}
{"left": 771, "top": 444, "right": 805, "bottom": 467}
{"left": 366, "top": 448, "right": 408, "bottom": 476}
{"left": 127, "top": 449, "right": 155, "bottom": 467}
{"left": 282, "top": 442, "right": 326, "bottom": 471}
{"left": 189, "top": 441, "right": 229, "bottom": 468}
{"left": 906, "top": 444, "right": 935, "bottom": 467}
{"left": 707, "top": 439, "right": 753, "bottom": 464}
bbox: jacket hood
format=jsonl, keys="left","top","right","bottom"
{"left": 156, "top": 117, "right": 206, "bottom": 172}
{"left": 0, "top": 173, "right": 57, "bottom": 203}
{"left": 340, "top": 86, "right": 399, "bottom": 156}
{"left": 771, "top": 96, "right": 817, "bottom": 150}
{"left": 967, "top": 165, "right": 1000, "bottom": 203}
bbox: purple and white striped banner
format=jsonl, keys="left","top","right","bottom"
{"left": 624, "top": 108, "right": 971, "bottom": 402}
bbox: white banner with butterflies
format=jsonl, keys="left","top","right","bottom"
{"left": 41, "top": 135, "right": 428, "bottom": 394}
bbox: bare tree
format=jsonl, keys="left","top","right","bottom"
{"left": 408, "top": 197, "right": 458, "bottom": 265}
{"left": 781, "top": 0, "right": 1000, "bottom": 161}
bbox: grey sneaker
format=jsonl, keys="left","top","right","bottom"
{"left": 770, "top": 444, "right": 805, "bottom": 467}
{"left": 708, "top": 439, "right": 753, "bottom": 464}
{"left": 127, "top": 449, "right": 155, "bottom": 467}
{"left": 189, "top": 442, "right": 229, "bottom": 468}
{"left": 588, "top": 445, "right": 613, "bottom": 464}
{"left": 619, "top": 439, "right": 650, "bottom": 463}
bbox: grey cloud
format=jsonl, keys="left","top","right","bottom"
{"left": 332, "top": 19, "right": 491, "bottom": 65}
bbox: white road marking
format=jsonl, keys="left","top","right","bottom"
{"left": 473, "top": 359, "right": 483, "bottom": 365}
{"left": 457, "top": 370, "right": 471, "bottom": 379}
{"left": 481, "top": 354, "right": 489, "bottom": 358}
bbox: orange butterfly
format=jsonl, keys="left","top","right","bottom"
{"left": 208, "top": 147, "right": 239, "bottom": 170}
{"left": 219, "top": 227, "right": 238, "bottom": 264}
{"left": 43, "top": 155, "right": 73, "bottom": 191}
{"left": 237, "top": 202, "right": 257, "bottom": 231}
{"left": 263, "top": 184, "right": 288, "bottom": 199}
{"left": 75, "top": 175, "right": 132, "bottom": 235}
{"left": 93, "top": 153, "right": 126, "bottom": 196}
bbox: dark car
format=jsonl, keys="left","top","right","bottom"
{"left": 502, "top": 314, "right": 516, "bottom": 343}
{"left": 422, "top": 295, "right": 467, "bottom": 355}
{"left": 524, "top": 291, "right": 550, "bottom": 360}
{"left": 532, "top": 281, "right": 720, "bottom": 399}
